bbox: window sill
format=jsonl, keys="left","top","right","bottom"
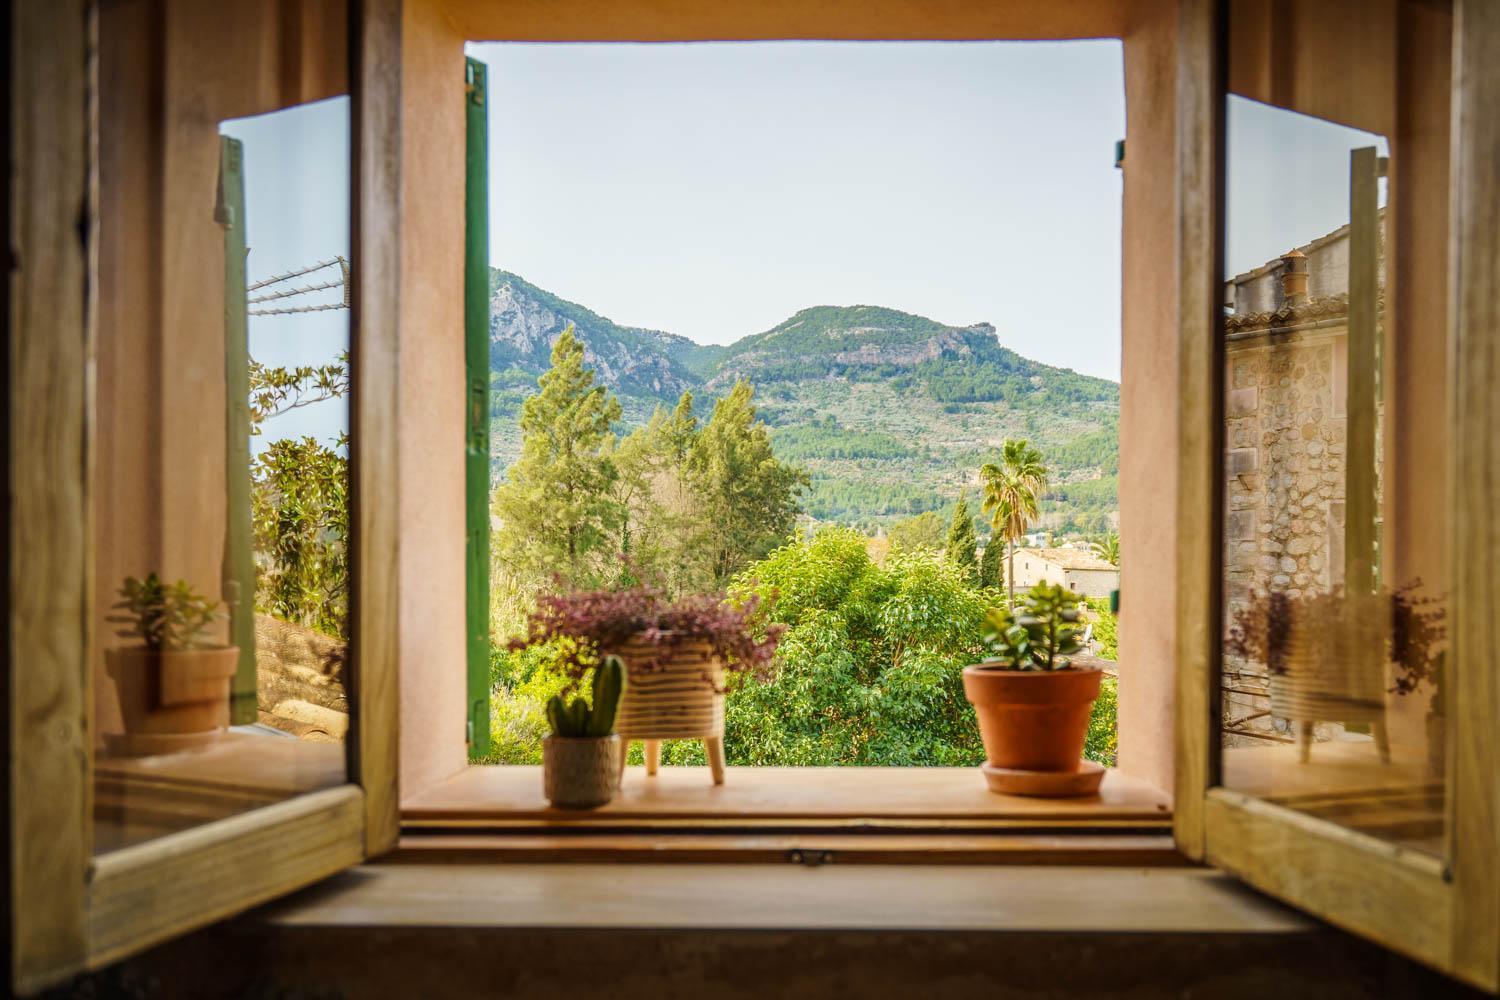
{"left": 401, "top": 765, "right": 1171, "bottom": 835}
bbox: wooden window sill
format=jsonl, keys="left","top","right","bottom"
{"left": 401, "top": 765, "right": 1172, "bottom": 838}
{"left": 261, "top": 862, "right": 1307, "bottom": 937}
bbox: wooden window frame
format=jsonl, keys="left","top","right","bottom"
{"left": 1172, "top": 0, "right": 1500, "bottom": 990}
{"left": 5, "top": 1, "right": 401, "bottom": 991}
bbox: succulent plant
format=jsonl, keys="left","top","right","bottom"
{"left": 546, "top": 654, "right": 625, "bottom": 738}
{"left": 106, "top": 573, "right": 225, "bottom": 651}
{"left": 980, "top": 581, "right": 1085, "bottom": 671}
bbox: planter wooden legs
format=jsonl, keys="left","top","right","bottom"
{"left": 1294, "top": 718, "right": 1392, "bottom": 763}
{"left": 617, "top": 737, "right": 726, "bottom": 785}
{"left": 705, "top": 736, "right": 725, "bottom": 785}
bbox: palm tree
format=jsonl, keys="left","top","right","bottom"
{"left": 1091, "top": 530, "right": 1120, "bottom": 567}
{"left": 980, "top": 438, "right": 1049, "bottom": 606}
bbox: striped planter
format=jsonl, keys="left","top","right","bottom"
{"left": 610, "top": 636, "right": 725, "bottom": 740}
{"left": 1270, "top": 594, "right": 1389, "bottom": 762}
{"left": 608, "top": 635, "right": 727, "bottom": 784}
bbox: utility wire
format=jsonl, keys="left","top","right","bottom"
{"left": 246, "top": 256, "right": 344, "bottom": 293}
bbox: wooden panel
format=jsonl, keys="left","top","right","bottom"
{"left": 1204, "top": 789, "right": 1450, "bottom": 971}
{"left": 350, "top": 0, "right": 403, "bottom": 857}
{"left": 87, "top": 785, "right": 365, "bottom": 970}
{"left": 1447, "top": 0, "right": 1500, "bottom": 990}
{"left": 265, "top": 861, "right": 1310, "bottom": 934}
{"left": 393, "top": 832, "right": 1185, "bottom": 866}
{"left": 1172, "top": 0, "right": 1223, "bottom": 862}
{"left": 1226, "top": 0, "right": 1398, "bottom": 135}
{"left": 402, "top": 766, "right": 1172, "bottom": 829}
{"left": 6, "top": 0, "right": 92, "bottom": 991}
{"left": 442, "top": 0, "right": 1132, "bottom": 43}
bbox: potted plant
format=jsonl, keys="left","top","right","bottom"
{"left": 543, "top": 655, "right": 625, "bottom": 809}
{"left": 1227, "top": 582, "right": 1445, "bottom": 763}
{"left": 104, "top": 573, "right": 238, "bottom": 752}
{"left": 962, "top": 581, "right": 1106, "bottom": 796}
{"left": 512, "top": 585, "right": 782, "bottom": 785}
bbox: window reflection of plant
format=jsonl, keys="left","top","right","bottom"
{"left": 1226, "top": 581, "right": 1445, "bottom": 687}
{"left": 248, "top": 351, "right": 350, "bottom": 639}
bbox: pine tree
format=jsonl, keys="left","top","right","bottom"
{"left": 979, "top": 535, "right": 1004, "bottom": 589}
{"left": 613, "top": 390, "right": 711, "bottom": 594}
{"left": 688, "top": 381, "right": 809, "bottom": 587}
{"left": 492, "top": 325, "right": 622, "bottom": 587}
{"left": 944, "top": 492, "right": 979, "bottom": 583}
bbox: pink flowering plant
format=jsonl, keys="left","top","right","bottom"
{"left": 510, "top": 584, "right": 784, "bottom": 692}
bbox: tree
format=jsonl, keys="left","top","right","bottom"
{"left": 612, "top": 391, "right": 712, "bottom": 595}
{"left": 1090, "top": 530, "right": 1121, "bottom": 567}
{"left": 944, "top": 491, "right": 979, "bottom": 583}
{"left": 688, "top": 381, "right": 809, "bottom": 587}
{"left": 492, "top": 325, "right": 623, "bottom": 588}
{"left": 248, "top": 353, "right": 351, "bottom": 638}
{"left": 887, "top": 511, "right": 945, "bottom": 553}
{"left": 980, "top": 438, "right": 1049, "bottom": 606}
{"left": 979, "top": 536, "right": 1003, "bottom": 589}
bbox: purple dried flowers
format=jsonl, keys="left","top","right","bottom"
{"left": 510, "top": 584, "right": 784, "bottom": 685}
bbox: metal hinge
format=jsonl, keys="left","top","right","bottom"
{"left": 787, "top": 849, "right": 833, "bottom": 867}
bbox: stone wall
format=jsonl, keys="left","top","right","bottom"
{"left": 1223, "top": 326, "right": 1348, "bottom": 745}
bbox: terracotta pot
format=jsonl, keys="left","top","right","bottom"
{"left": 106, "top": 646, "right": 239, "bottom": 737}
{"left": 543, "top": 735, "right": 621, "bottom": 809}
{"left": 962, "top": 660, "right": 1103, "bottom": 772}
{"left": 609, "top": 636, "right": 725, "bottom": 741}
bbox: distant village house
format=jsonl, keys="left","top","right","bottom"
{"left": 1008, "top": 547, "right": 1119, "bottom": 598}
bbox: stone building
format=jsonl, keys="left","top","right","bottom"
{"left": 1009, "top": 547, "right": 1120, "bottom": 599}
{"left": 1220, "top": 214, "right": 1384, "bottom": 747}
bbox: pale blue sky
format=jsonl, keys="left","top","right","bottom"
{"left": 221, "top": 97, "right": 351, "bottom": 451}
{"left": 470, "top": 41, "right": 1128, "bottom": 380}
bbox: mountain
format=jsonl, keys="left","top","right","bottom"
{"left": 488, "top": 269, "right": 1120, "bottom": 534}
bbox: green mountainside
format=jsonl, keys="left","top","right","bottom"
{"left": 489, "top": 269, "right": 1119, "bottom": 534}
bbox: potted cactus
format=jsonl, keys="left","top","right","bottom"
{"left": 512, "top": 585, "right": 781, "bottom": 785}
{"left": 962, "top": 582, "right": 1106, "bottom": 796}
{"left": 104, "top": 573, "right": 238, "bottom": 751}
{"left": 543, "top": 655, "right": 626, "bottom": 809}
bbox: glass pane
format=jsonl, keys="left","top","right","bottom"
{"left": 1220, "top": 82, "right": 1450, "bottom": 856}
{"left": 93, "top": 9, "right": 351, "bottom": 855}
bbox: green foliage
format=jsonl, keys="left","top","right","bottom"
{"left": 887, "top": 511, "right": 946, "bottom": 553}
{"left": 247, "top": 356, "right": 351, "bottom": 639}
{"left": 979, "top": 539, "right": 1003, "bottom": 589}
{"left": 1085, "top": 597, "right": 1119, "bottom": 661}
{"left": 771, "top": 419, "right": 916, "bottom": 461}
{"left": 248, "top": 353, "right": 349, "bottom": 433}
{"left": 688, "top": 381, "right": 809, "bottom": 587}
{"left": 981, "top": 438, "right": 1048, "bottom": 604}
{"left": 493, "top": 326, "right": 623, "bottom": 589}
{"left": 718, "top": 529, "right": 990, "bottom": 766}
{"left": 981, "top": 582, "right": 1085, "bottom": 671}
{"left": 545, "top": 655, "right": 624, "bottom": 738}
{"left": 944, "top": 492, "right": 979, "bottom": 583}
{"left": 250, "top": 434, "right": 349, "bottom": 638}
{"left": 1086, "top": 676, "right": 1119, "bottom": 766}
{"left": 1090, "top": 531, "right": 1120, "bottom": 567}
{"left": 107, "top": 573, "right": 224, "bottom": 651}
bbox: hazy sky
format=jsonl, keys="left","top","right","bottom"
{"left": 1225, "top": 96, "right": 1387, "bottom": 280}
{"left": 470, "top": 41, "right": 1127, "bottom": 380}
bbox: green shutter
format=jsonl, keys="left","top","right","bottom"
{"left": 465, "top": 57, "right": 492, "bottom": 756}
{"left": 218, "top": 136, "right": 257, "bottom": 725}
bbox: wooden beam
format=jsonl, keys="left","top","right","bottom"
{"left": 350, "top": 0, "right": 403, "bottom": 857}
{"left": 6, "top": 0, "right": 92, "bottom": 991}
{"left": 1172, "top": 0, "right": 1223, "bottom": 862}
{"left": 1344, "top": 146, "right": 1381, "bottom": 596}
{"left": 1447, "top": 0, "right": 1500, "bottom": 989}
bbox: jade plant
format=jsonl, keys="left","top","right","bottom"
{"left": 546, "top": 654, "right": 625, "bottom": 739}
{"left": 107, "top": 573, "right": 225, "bottom": 651}
{"left": 980, "top": 581, "right": 1085, "bottom": 671}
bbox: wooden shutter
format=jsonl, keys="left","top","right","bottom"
{"left": 465, "top": 56, "right": 492, "bottom": 756}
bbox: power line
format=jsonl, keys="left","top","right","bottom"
{"left": 247, "top": 256, "right": 344, "bottom": 292}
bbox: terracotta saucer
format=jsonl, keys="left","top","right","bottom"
{"left": 980, "top": 759, "right": 1105, "bottom": 798}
